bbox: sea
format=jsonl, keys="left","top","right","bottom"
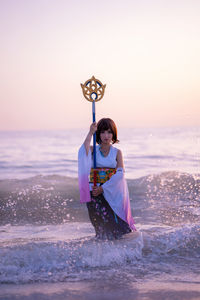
{"left": 0, "top": 126, "right": 200, "bottom": 300}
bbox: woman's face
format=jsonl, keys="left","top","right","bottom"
{"left": 100, "top": 128, "right": 113, "bottom": 145}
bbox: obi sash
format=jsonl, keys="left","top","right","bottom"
{"left": 89, "top": 168, "right": 116, "bottom": 184}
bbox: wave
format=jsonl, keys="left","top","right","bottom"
{"left": 143, "top": 223, "right": 200, "bottom": 257}
{"left": 0, "top": 223, "right": 199, "bottom": 284}
{"left": 0, "top": 231, "right": 143, "bottom": 284}
{"left": 0, "top": 171, "right": 199, "bottom": 225}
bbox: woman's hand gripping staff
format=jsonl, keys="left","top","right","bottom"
{"left": 83, "top": 122, "right": 97, "bottom": 156}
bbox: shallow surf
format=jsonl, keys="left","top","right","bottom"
{"left": 0, "top": 127, "right": 199, "bottom": 299}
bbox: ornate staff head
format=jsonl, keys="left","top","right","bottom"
{"left": 81, "top": 76, "right": 106, "bottom": 102}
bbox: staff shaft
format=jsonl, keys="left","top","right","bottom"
{"left": 92, "top": 101, "right": 97, "bottom": 186}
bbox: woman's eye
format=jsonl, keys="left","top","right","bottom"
{"left": 100, "top": 130, "right": 112, "bottom": 134}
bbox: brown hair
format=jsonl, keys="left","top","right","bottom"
{"left": 96, "top": 118, "right": 119, "bottom": 144}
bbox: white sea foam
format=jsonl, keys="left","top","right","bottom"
{"left": 0, "top": 228, "right": 143, "bottom": 284}
{"left": 0, "top": 223, "right": 199, "bottom": 284}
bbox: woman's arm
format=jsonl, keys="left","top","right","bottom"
{"left": 116, "top": 149, "right": 125, "bottom": 169}
{"left": 83, "top": 122, "right": 97, "bottom": 155}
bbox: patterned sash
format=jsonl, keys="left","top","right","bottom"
{"left": 90, "top": 168, "right": 116, "bottom": 184}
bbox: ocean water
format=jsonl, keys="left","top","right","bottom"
{"left": 0, "top": 127, "right": 199, "bottom": 180}
{"left": 0, "top": 127, "right": 200, "bottom": 299}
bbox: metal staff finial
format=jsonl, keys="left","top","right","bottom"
{"left": 81, "top": 76, "right": 106, "bottom": 102}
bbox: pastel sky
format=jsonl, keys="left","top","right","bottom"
{"left": 0, "top": 0, "right": 200, "bottom": 130}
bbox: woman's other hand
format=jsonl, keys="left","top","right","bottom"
{"left": 92, "top": 185, "right": 103, "bottom": 197}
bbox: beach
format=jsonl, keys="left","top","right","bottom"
{"left": 1, "top": 278, "right": 200, "bottom": 300}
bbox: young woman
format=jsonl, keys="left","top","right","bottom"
{"left": 78, "top": 118, "right": 136, "bottom": 239}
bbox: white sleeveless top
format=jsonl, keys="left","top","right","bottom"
{"left": 90, "top": 145, "right": 118, "bottom": 190}
{"left": 92, "top": 145, "right": 118, "bottom": 168}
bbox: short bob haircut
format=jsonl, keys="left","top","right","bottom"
{"left": 96, "top": 118, "right": 119, "bottom": 144}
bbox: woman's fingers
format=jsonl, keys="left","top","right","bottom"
{"left": 92, "top": 186, "right": 97, "bottom": 196}
{"left": 92, "top": 186, "right": 102, "bottom": 196}
{"left": 90, "top": 122, "right": 97, "bottom": 135}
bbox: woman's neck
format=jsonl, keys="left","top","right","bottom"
{"left": 100, "top": 143, "right": 111, "bottom": 150}
{"left": 99, "top": 143, "right": 111, "bottom": 157}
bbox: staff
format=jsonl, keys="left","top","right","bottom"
{"left": 81, "top": 76, "right": 106, "bottom": 186}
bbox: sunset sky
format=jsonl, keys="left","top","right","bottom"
{"left": 0, "top": 0, "right": 200, "bottom": 130}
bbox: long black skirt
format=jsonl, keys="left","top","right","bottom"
{"left": 87, "top": 192, "right": 132, "bottom": 240}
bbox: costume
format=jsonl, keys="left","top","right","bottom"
{"left": 78, "top": 144, "right": 136, "bottom": 239}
